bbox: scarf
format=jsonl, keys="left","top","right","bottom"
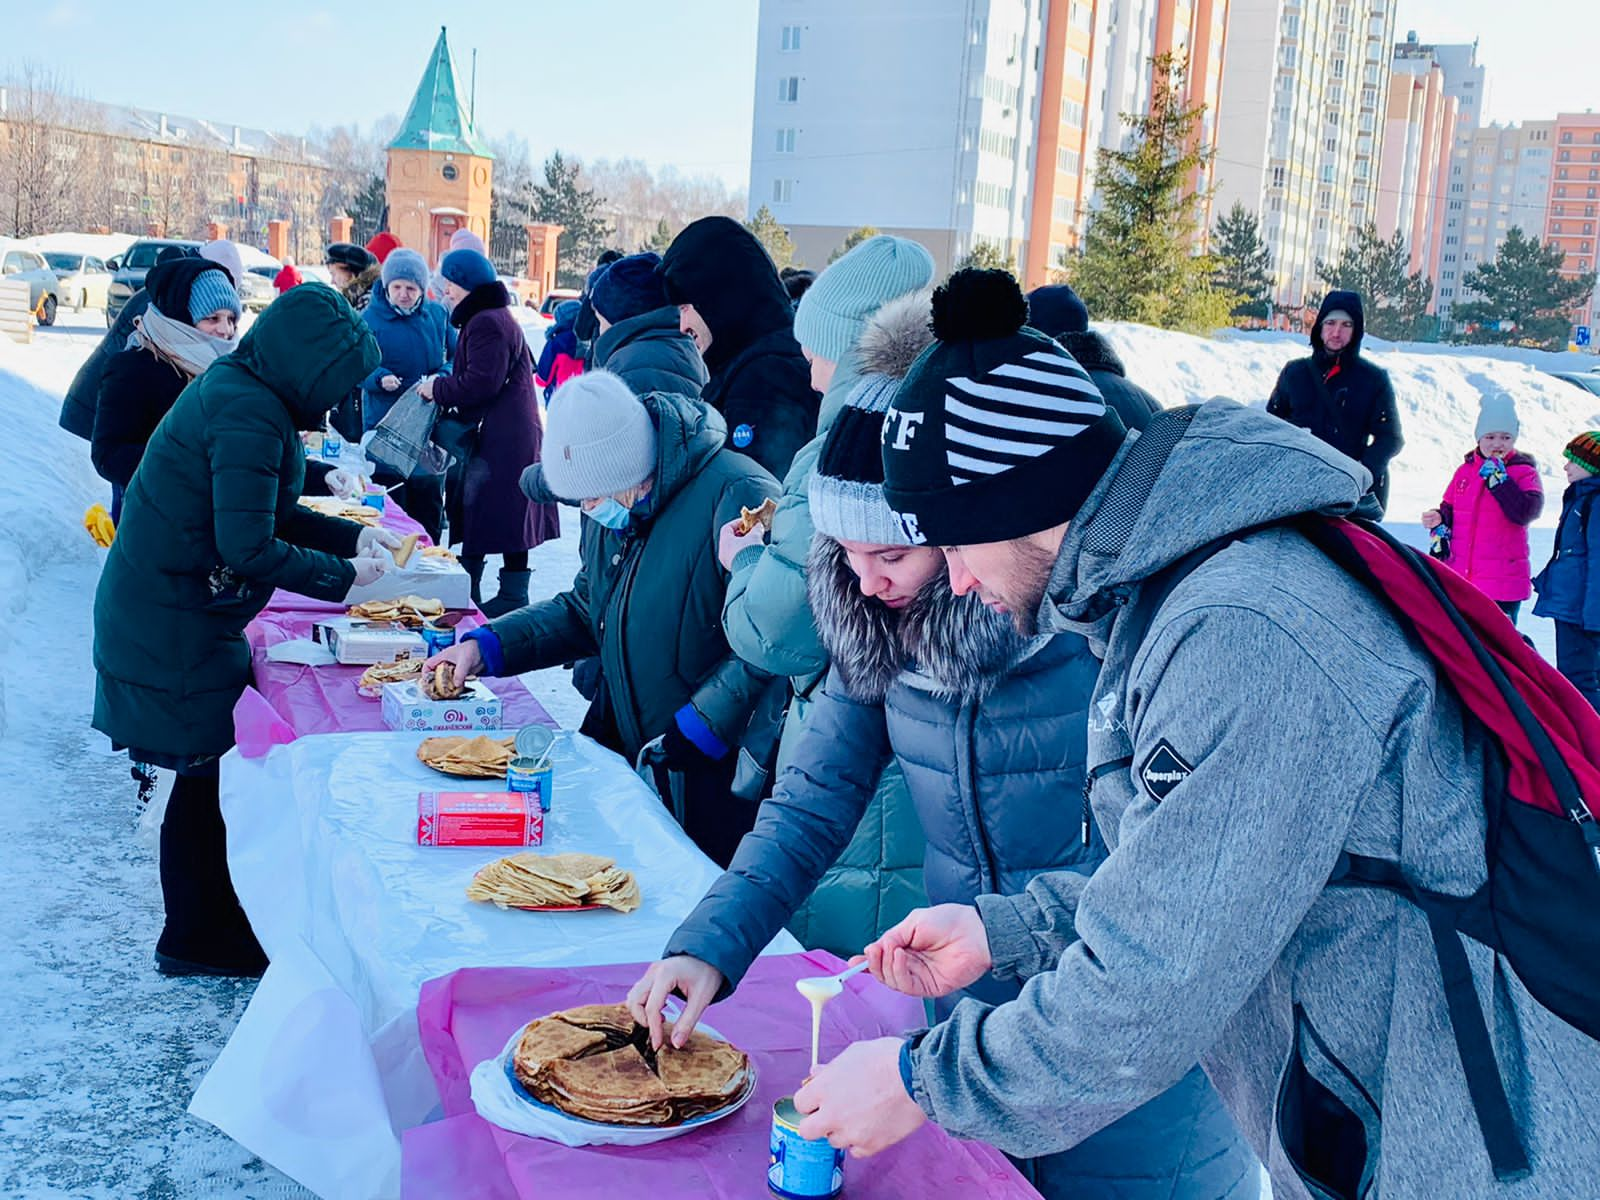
{"left": 129, "top": 304, "right": 235, "bottom": 379}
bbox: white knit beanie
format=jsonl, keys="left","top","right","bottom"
{"left": 540, "top": 370, "right": 658, "bottom": 500}
{"left": 1476, "top": 392, "right": 1520, "bottom": 441}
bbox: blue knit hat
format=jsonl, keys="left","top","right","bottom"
{"left": 1026, "top": 283, "right": 1090, "bottom": 337}
{"left": 440, "top": 248, "right": 498, "bottom": 292}
{"left": 793, "top": 235, "right": 936, "bottom": 363}
{"left": 381, "top": 248, "right": 431, "bottom": 293}
{"left": 591, "top": 253, "right": 668, "bottom": 324}
{"left": 187, "top": 267, "right": 241, "bottom": 324}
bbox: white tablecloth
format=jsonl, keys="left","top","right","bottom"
{"left": 193, "top": 729, "right": 799, "bottom": 1200}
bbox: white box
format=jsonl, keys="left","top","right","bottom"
{"left": 313, "top": 617, "right": 427, "bottom": 665}
{"left": 381, "top": 679, "right": 502, "bottom": 732}
{"left": 341, "top": 552, "right": 473, "bottom": 611}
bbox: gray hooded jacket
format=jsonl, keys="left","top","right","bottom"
{"left": 905, "top": 400, "right": 1600, "bottom": 1198}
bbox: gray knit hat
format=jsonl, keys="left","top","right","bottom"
{"left": 540, "top": 369, "right": 658, "bottom": 500}
{"left": 793, "top": 235, "right": 936, "bottom": 363}
{"left": 1476, "top": 391, "right": 1520, "bottom": 441}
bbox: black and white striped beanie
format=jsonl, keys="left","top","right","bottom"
{"left": 880, "top": 269, "right": 1127, "bottom": 546}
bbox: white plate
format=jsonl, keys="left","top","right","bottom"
{"left": 469, "top": 1019, "right": 756, "bottom": 1147}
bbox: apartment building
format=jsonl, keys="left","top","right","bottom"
{"left": 1450, "top": 121, "right": 1554, "bottom": 305}
{"left": 1545, "top": 112, "right": 1600, "bottom": 335}
{"left": 1408, "top": 38, "right": 1487, "bottom": 320}
{"left": 1375, "top": 50, "right": 1457, "bottom": 298}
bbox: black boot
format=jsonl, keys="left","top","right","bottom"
{"left": 462, "top": 556, "right": 486, "bottom": 609}
{"left": 154, "top": 772, "right": 267, "bottom": 977}
{"left": 479, "top": 569, "right": 531, "bottom": 618}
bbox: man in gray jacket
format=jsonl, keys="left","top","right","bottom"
{"left": 791, "top": 270, "right": 1600, "bottom": 1198}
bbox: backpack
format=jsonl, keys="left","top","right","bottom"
{"left": 1127, "top": 515, "right": 1600, "bottom": 1183}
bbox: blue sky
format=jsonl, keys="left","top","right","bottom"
{"left": 6, "top": 0, "right": 1595, "bottom": 192}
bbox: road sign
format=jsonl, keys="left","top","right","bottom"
{"left": 1578, "top": 326, "right": 1592, "bottom": 347}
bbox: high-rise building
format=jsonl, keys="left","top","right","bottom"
{"left": 1452, "top": 121, "right": 1553, "bottom": 310}
{"left": 1212, "top": 0, "right": 1397, "bottom": 311}
{"left": 1376, "top": 50, "right": 1457, "bottom": 306}
{"left": 1545, "top": 113, "right": 1600, "bottom": 336}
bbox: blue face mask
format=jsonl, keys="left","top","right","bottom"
{"left": 583, "top": 497, "right": 632, "bottom": 530}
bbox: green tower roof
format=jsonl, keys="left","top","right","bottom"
{"left": 389, "top": 27, "right": 494, "bottom": 159}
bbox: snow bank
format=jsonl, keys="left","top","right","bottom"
{"left": 1100, "top": 322, "right": 1600, "bottom": 524}
{"left": 22, "top": 230, "right": 139, "bottom": 259}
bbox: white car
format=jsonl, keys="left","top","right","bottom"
{"left": 41, "top": 250, "right": 113, "bottom": 310}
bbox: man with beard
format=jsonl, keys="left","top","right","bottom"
{"left": 788, "top": 270, "right": 1600, "bottom": 1200}
{"left": 627, "top": 302, "right": 1256, "bottom": 1200}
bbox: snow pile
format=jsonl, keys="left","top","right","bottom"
{"left": 21, "top": 230, "right": 139, "bottom": 259}
{"left": 1100, "top": 322, "right": 1600, "bottom": 523}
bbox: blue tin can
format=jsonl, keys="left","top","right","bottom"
{"left": 505, "top": 755, "right": 552, "bottom": 812}
{"left": 361, "top": 489, "right": 386, "bottom": 513}
{"left": 421, "top": 621, "right": 454, "bottom": 657}
{"left": 324, "top": 430, "right": 342, "bottom": 458}
{"left": 768, "top": 1097, "right": 843, "bottom": 1199}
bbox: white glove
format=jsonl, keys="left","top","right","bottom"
{"left": 356, "top": 525, "right": 403, "bottom": 554}
{"left": 349, "top": 555, "right": 387, "bottom": 590}
{"left": 324, "top": 468, "right": 363, "bottom": 500}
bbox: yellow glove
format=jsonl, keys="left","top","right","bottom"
{"left": 84, "top": 504, "right": 115, "bottom": 548}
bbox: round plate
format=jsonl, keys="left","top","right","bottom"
{"left": 502, "top": 1047, "right": 757, "bottom": 1130}
{"left": 420, "top": 760, "right": 508, "bottom": 780}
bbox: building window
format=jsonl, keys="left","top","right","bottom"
{"left": 1067, "top": 50, "right": 1089, "bottom": 80}
{"left": 1561, "top": 150, "right": 1571, "bottom": 162}
{"left": 777, "top": 76, "right": 799, "bottom": 103}
{"left": 1061, "top": 98, "right": 1084, "bottom": 127}
{"left": 1053, "top": 196, "right": 1075, "bottom": 222}
{"left": 1050, "top": 241, "right": 1068, "bottom": 264}
{"left": 1057, "top": 146, "right": 1080, "bottom": 174}
{"left": 1563, "top": 131, "right": 1573, "bottom": 143}
{"left": 772, "top": 178, "right": 795, "bottom": 204}
{"left": 1070, "top": 1, "right": 1092, "bottom": 31}
{"left": 1271, "top": 165, "right": 1285, "bottom": 188}
{"left": 775, "top": 128, "right": 796, "bottom": 154}
{"left": 781, "top": 24, "right": 802, "bottom": 51}
{"left": 980, "top": 128, "right": 1018, "bottom": 160}
{"left": 974, "top": 180, "right": 1014, "bottom": 209}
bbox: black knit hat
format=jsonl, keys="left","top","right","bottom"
{"left": 880, "top": 269, "right": 1126, "bottom": 546}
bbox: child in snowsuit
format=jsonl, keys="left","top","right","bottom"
{"left": 1533, "top": 431, "right": 1600, "bottom": 711}
{"left": 1421, "top": 393, "right": 1543, "bottom": 622}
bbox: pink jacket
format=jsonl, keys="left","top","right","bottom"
{"left": 1438, "top": 450, "right": 1544, "bottom": 602}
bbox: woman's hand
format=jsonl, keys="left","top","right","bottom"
{"left": 717, "top": 517, "right": 767, "bottom": 571}
{"left": 381, "top": 374, "right": 402, "bottom": 392}
{"left": 356, "top": 525, "right": 403, "bottom": 554}
{"left": 1421, "top": 509, "right": 1442, "bottom": 530}
{"left": 347, "top": 555, "right": 387, "bottom": 592}
{"left": 418, "top": 375, "right": 436, "bottom": 402}
{"left": 625, "top": 956, "right": 726, "bottom": 1050}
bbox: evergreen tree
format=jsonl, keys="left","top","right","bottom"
{"left": 829, "top": 225, "right": 882, "bottom": 264}
{"left": 956, "top": 240, "right": 1015, "bottom": 274}
{"left": 1315, "top": 223, "right": 1433, "bottom": 342}
{"left": 1212, "top": 202, "right": 1273, "bottom": 323}
{"left": 348, "top": 174, "right": 388, "bottom": 248}
{"left": 744, "top": 205, "right": 797, "bottom": 269}
{"left": 1064, "top": 53, "right": 1236, "bottom": 334}
{"left": 1449, "top": 226, "right": 1594, "bottom": 351}
{"left": 531, "top": 151, "right": 612, "bottom": 288}
{"left": 647, "top": 217, "right": 675, "bottom": 255}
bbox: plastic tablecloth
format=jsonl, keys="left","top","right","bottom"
{"left": 403, "top": 958, "right": 1039, "bottom": 1199}
{"left": 193, "top": 730, "right": 800, "bottom": 1200}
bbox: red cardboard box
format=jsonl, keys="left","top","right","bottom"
{"left": 417, "top": 791, "right": 544, "bottom": 847}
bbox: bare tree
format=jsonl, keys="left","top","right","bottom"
{"left": 0, "top": 63, "right": 88, "bottom": 236}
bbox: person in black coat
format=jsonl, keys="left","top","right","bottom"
{"left": 658, "top": 216, "right": 818, "bottom": 478}
{"left": 1026, "top": 283, "right": 1162, "bottom": 433}
{"left": 1267, "top": 289, "right": 1403, "bottom": 512}
{"left": 91, "top": 259, "right": 241, "bottom": 514}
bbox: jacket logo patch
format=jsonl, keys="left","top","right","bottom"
{"left": 732, "top": 423, "right": 755, "bottom": 448}
{"left": 1139, "top": 740, "right": 1193, "bottom": 801}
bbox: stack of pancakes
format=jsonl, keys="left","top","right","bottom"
{"left": 511, "top": 1003, "right": 749, "bottom": 1126}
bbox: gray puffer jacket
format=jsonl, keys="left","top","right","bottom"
{"left": 591, "top": 304, "right": 709, "bottom": 399}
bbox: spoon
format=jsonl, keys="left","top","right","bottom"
{"left": 794, "top": 959, "right": 870, "bottom": 1002}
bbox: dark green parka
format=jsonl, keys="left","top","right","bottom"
{"left": 494, "top": 392, "right": 779, "bottom": 758}
{"left": 92, "top": 286, "right": 381, "bottom": 760}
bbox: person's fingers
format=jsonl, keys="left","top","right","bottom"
{"left": 645, "top": 974, "right": 670, "bottom": 1051}
{"left": 674, "top": 978, "right": 715, "bottom": 1048}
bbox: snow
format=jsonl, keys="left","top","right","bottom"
{"left": 0, "top": 310, "right": 1592, "bottom": 1195}
{"left": 19, "top": 231, "right": 140, "bottom": 260}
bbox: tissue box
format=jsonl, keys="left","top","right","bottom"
{"left": 342, "top": 553, "right": 472, "bottom": 610}
{"left": 382, "top": 679, "right": 501, "bottom": 731}
{"left": 417, "top": 790, "right": 543, "bottom": 846}
{"left": 313, "top": 617, "right": 426, "bottom": 665}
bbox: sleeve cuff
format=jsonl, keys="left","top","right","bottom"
{"left": 674, "top": 703, "right": 730, "bottom": 761}
{"left": 974, "top": 892, "right": 1039, "bottom": 982}
{"left": 464, "top": 626, "right": 506, "bottom": 677}
{"left": 731, "top": 544, "right": 767, "bottom": 574}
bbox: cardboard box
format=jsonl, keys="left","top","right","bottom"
{"left": 382, "top": 679, "right": 501, "bottom": 731}
{"left": 342, "top": 553, "right": 473, "bottom": 611}
{"left": 417, "top": 790, "right": 544, "bottom": 846}
{"left": 312, "top": 617, "right": 427, "bottom": 665}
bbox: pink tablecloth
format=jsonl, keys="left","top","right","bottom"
{"left": 401, "top": 954, "right": 1039, "bottom": 1200}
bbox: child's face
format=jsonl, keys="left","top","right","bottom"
{"left": 1567, "top": 460, "right": 1594, "bottom": 485}
{"left": 1479, "top": 432, "right": 1516, "bottom": 460}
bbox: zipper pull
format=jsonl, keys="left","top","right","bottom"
{"left": 1081, "top": 777, "right": 1094, "bottom": 848}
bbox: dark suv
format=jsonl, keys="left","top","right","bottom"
{"left": 105, "top": 237, "right": 201, "bottom": 325}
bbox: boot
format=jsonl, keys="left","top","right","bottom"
{"left": 154, "top": 773, "right": 267, "bottom": 977}
{"left": 463, "top": 556, "right": 486, "bottom": 608}
{"left": 479, "top": 568, "right": 531, "bottom": 618}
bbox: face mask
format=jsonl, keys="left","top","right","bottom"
{"left": 583, "top": 498, "right": 631, "bottom": 530}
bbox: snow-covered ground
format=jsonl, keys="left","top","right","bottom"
{"left": 0, "top": 310, "right": 1592, "bottom": 1195}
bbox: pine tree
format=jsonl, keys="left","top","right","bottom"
{"left": 1449, "top": 226, "right": 1594, "bottom": 351}
{"left": 1315, "top": 223, "right": 1433, "bottom": 342}
{"left": 744, "top": 205, "right": 797, "bottom": 269}
{"left": 957, "top": 240, "right": 1016, "bottom": 274}
{"left": 531, "top": 151, "right": 612, "bottom": 288}
{"left": 348, "top": 174, "right": 388, "bottom": 248}
{"left": 1212, "top": 202, "right": 1273, "bottom": 323}
{"left": 647, "top": 217, "right": 675, "bottom": 255}
{"left": 829, "top": 225, "right": 882, "bottom": 264}
{"left": 1064, "top": 53, "right": 1236, "bottom": 334}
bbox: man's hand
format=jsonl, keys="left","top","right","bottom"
{"left": 381, "top": 374, "right": 402, "bottom": 392}
{"left": 324, "top": 468, "right": 364, "bottom": 500}
{"left": 426, "top": 639, "right": 483, "bottom": 682}
{"left": 348, "top": 555, "right": 387, "bottom": 591}
{"left": 356, "top": 525, "right": 403, "bottom": 554}
{"left": 864, "top": 904, "right": 992, "bottom": 999}
{"left": 418, "top": 375, "right": 436, "bottom": 401}
{"left": 625, "top": 955, "right": 726, "bottom": 1051}
{"left": 794, "top": 1038, "right": 926, "bottom": 1157}
{"left": 717, "top": 516, "right": 767, "bottom": 571}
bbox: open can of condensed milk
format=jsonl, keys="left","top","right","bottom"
{"left": 769, "top": 1096, "right": 844, "bottom": 1198}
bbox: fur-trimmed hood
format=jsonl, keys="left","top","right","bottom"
{"left": 856, "top": 289, "right": 934, "bottom": 380}
{"left": 806, "top": 535, "right": 1026, "bottom": 703}
{"left": 1056, "top": 329, "right": 1126, "bottom": 378}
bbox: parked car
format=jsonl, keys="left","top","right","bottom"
{"left": 104, "top": 237, "right": 201, "bottom": 326}
{"left": 0, "top": 241, "right": 62, "bottom": 327}
{"left": 239, "top": 265, "right": 278, "bottom": 312}
{"left": 42, "top": 250, "right": 112, "bottom": 310}
{"left": 1547, "top": 371, "right": 1600, "bottom": 398}
{"left": 538, "top": 287, "right": 581, "bottom": 317}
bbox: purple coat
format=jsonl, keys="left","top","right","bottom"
{"left": 430, "top": 283, "right": 560, "bottom": 556}
{"left": 1437, "top": 449, "right": 1544, "bottom": 603}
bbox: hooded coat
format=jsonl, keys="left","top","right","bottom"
{"left": 1054, "top": 330, "right": 1163, "bottom": 433}
{"left": 659, "top": 217, "right": 817, "bottom": 478}
{"left": 1435, "top": 450, "right": 1543, "bottom": 602}
{"left": 59, "top": 289, "right": 151, "bottom": 440}
{"left": 669, "top": 542, "right": 1253, "bottom": 1200}
{"left": 1533, "top": 472, "right": 1600, "bottom": 630}
{"left": 591, "top": 305, "right": 709, "bottom": 400}
{"left": 900, "top": 401, "right": 1600, "bottom": 1199}
{"left": 1267, "top": 290, "right": 1403, "bottom": 510}
{"left": 92, "top": 286, "right": 379, "bottom": 760}
{"left": 428, "top": 281, "right": 560, "bottom": 556}
{"left": 358, "top": 284, "right": 455, "bottom": 431}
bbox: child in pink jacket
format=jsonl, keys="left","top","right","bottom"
{"left": 1422, "top": 393, "right": 1544, "bottom": 622}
